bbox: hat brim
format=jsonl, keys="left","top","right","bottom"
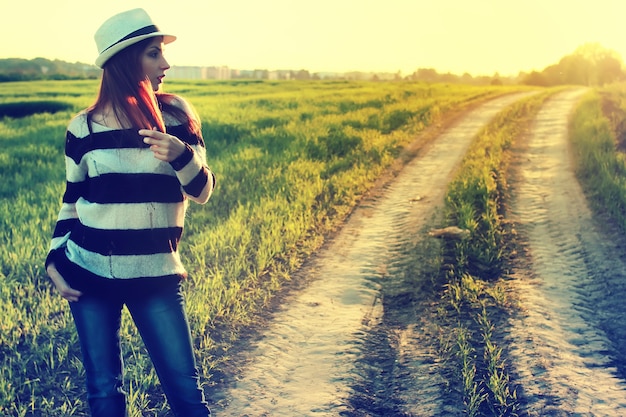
{"left": 96, "top": 33, "right": 176, "bottom": 68}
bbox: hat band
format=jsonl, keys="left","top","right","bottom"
{"left": 101, "top": 24, "right": 160, "bottom": 53}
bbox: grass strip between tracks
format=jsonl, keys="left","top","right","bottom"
{"left": 435, "top": 90, "right": 556, "bottom": 417}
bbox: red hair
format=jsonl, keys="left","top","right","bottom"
{"left": 89, "top": 37, "right": 198, "bottom": 135}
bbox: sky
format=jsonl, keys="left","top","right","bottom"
{"left": 3, "top": 0, "right": 626, "bottom": 76}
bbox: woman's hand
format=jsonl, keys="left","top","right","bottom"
{"left": 139, "top": 128, "right": 187, "bottom": 162}
{"left": 47, "top": 263, "right": 82, "bottom": 302}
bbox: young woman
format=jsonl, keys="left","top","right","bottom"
{"left": 45, "top": 8, "right": 214, "bottom": 417}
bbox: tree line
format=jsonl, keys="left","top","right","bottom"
{"left": 407, "top": 44, "right": 625, "bottom": 87}
{"left": 0, "top": 58, "right": 101, "bottom": 82}
{"left": 1, "top": 43, "right": 623, "bottom": 85}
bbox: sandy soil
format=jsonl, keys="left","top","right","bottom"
{"left": 503, "top": 89, "right": 626, "bottom": 416}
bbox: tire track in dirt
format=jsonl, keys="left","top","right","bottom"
{"left": 207, "top": 92, "right": 537, "bottom": 417}
{"left": 506, "top": 89, "right": 626, "bottom": 416}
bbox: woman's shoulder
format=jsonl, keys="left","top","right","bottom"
{"left": 161, "top": 93, "right": 185, "bottom": 107}
{"left": 67, "top": 110, "right": 117, "bottom": 138}
{"left": 160, "top": 94, "right": 199, "bottom": 123}
{"left": 159, "top": 94, "right": 200, "bottom": 131}
{"left": 66, "top": 111, "right": 91, "bottom": 138}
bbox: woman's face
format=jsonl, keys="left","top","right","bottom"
{"left": 141, "top": 37, "right": 170, "bottom": 91}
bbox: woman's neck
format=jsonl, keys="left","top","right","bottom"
{"left": 91, "top": 104, "right": 128, "bottom": 129}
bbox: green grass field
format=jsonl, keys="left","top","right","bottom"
{"left": 0, "top": 78, "right": 524, "bottom": 416}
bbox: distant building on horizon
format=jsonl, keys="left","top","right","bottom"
{"left": 168, "top": 65, "right": 231, "bottom": 80}
{"left": 167, "top": 64, "right": 405, "bottom": 82}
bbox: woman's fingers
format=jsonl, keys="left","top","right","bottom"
{"left": 139, "top": 129, "right": 186, "bottom": 162}
{"left": 58, "top": 285, "right": 83, "bottom": 302}
{"left": 47, "top": 264, "right": 83, "bottom": 302}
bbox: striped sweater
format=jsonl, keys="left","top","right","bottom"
{"left": 46, "top": 105, "right": 214, "bottom": 281}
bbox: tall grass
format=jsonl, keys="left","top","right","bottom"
{"left": 569, "top": 87, "right": 626, "bottom": 232}
{"left": 0, "top": 79, "right": 513, "bottom": 415}
{"left": 445, "top": 92, "right": 555, "bottom": 279}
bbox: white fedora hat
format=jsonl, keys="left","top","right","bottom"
{"left": 94, "top": 8, "right": 176, "bottom": 68}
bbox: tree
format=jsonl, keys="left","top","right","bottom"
{"left": 526, "top": 43, "right": 626, "bottom": 87}
{"left": 597, "top": 54, "right": 624, "bottom": 85}
{"left": 523, "top": 70, "right": 549, "bottom": 86}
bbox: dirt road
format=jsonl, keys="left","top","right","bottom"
{"left": 205, "top": 88, "right": 626, "bottom": 416}
{"left": 505, "top": 89, "right": 626, "bottom": 416}
{"left": 207, "top": 92, "right": 536, "bottom": 416}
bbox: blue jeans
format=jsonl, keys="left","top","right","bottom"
{"left": 69, "top": 278, "right": 210, "bottom": 417}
